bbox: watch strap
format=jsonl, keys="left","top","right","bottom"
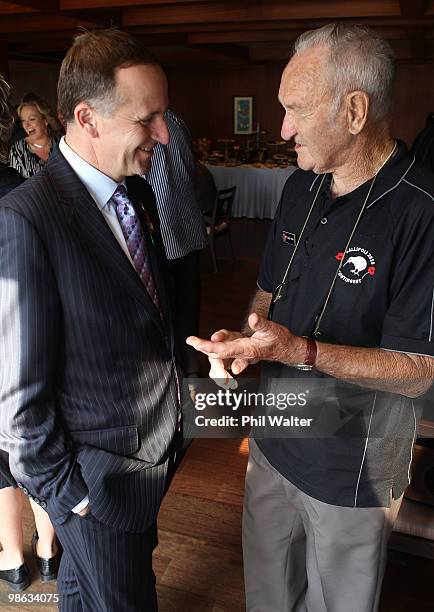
{"left": 303, "top": 336, "right": 317, "bottom": 368}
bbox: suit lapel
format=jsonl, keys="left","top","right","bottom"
{"left": 46, "top": 148, "right": 168, "bottom": 338}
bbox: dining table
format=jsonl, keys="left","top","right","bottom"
{"left": 204, "top": 162, "right": 297, "bottom": 219}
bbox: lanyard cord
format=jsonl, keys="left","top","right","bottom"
{"left": 313, "top": 173, "right": 378, "bottom": 335}
{"left": 268, "top": 173, "right": 327, "bottom": 317}
{"left": 269, "top": 140, "right": 397, "bottom": 331}
{"left": 314, "top": 140, "right": 397, "bottom": 335}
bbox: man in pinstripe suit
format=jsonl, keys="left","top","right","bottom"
{"left": 0, "top": 30, "right": 180, "bottom": 611}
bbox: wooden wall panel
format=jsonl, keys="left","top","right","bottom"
{"left": 5, "top": 59, "right": 433, "bottom": 150}
{"left": 168, "top": 61, "right": 434, "bottom": 148}
{"left": 8, "top": 60, "right": 59, "bottom": 109}
{"left": 392, "top": 63, "right": 434, "bottom": 145}
{"left": 167, "top": 62, "right": 287, "bottom": 146}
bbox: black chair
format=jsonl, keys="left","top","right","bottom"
{"left": 204, "top": 186, "right": 236, "bottom": 273}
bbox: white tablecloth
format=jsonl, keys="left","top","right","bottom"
{"left": 204, "top": 163, "right": 297, "bottom": 219}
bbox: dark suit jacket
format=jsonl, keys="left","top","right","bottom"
{"left": 0, "top": 163, "right": 24, "bottom": 199}
{"left": 0, "top": 148, "right": 179, "bottom": 532}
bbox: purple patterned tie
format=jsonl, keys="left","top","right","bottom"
{"left": 111, "top": 185, "right": 162, "bottom": 314}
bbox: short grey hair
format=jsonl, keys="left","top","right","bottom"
{"left": 293, "top": 23, "right": 395, "bottom": 122}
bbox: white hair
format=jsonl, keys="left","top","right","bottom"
{"left": 293, "top": 23, "right": 395, "bottom": 122}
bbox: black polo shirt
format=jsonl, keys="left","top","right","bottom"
{"left": 256, "top": 140, "right": 434, "bottom": 507}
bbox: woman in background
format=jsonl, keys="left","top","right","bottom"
{"left": 0, "top": 75, "right": 59, "bottom": 592}
{"left": 9, "top": 95, "right": 62, "bottom": 178}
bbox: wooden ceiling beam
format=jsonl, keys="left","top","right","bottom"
{"left": 60, "top": 8, "right": 122, "bottom": 26}
{"left": 132, "top": 16, "right": 434, "bottom": 36}
{"left": 60, "top": 0, "right": 214, "bottom": 8}
{"left": 187, "top": 26, "right": 409, "bottom": 45}
{"left": 5, "top": 0, "right": 57, "bottom": 10}
{"left": 0, "top": 27, "right": 193, "bottom": 48}
{"left": 0, "top": 28, "right": 78, "bottom": 43}
{"left": 399, "top": 0, "right": 426, "bottom": 18}
{"left": 143, "top": 45, "right": 236, "bottom": 64}
{"left": 0, "top": 13, "right": 96, "bottom": 33}
{"left": 123, "top": 0, "right": 401, "bottom": 28}
{"left": 0, "top": 1, "right": 35, "bottom": 14}
{"left": 188, "top": 31, "right": 300, "bottom": 45}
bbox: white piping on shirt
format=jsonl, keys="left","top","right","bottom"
{"left": 366, "top": 157, "right": 415, "bottom": 208}
{"left": 403, "top": 179, "right": 434, "bottom": 202}
{"left": 407, "top": 401, "right": 417, "bottom": 485}
{"left": 353, "top": 392, "right": 377, "bottom": 507}
{"left": 309, "top": 175, "right": 320, "bottom": 192}
{"left": 430, "top": 288, "right": 434, "bottom": 342}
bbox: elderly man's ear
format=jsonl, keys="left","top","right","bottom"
{"left": 346, "top": 90, "right": 369, "bottom": 135}
{"left": 74, "top": 102, "right": 99, "bottom": 137}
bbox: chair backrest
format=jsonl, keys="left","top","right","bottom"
{"left": 211, "top": 186, "right": 237, "bottom": 231}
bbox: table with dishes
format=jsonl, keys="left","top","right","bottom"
{"left": 204, "top": 162, "right": 297, "bottom": 219}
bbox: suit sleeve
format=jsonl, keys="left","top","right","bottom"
{"left": 0, "top": 207, "right": 88, "bottom": 524}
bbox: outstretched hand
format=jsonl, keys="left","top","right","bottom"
{"left": 186, "top": 313, "right": 302, "bottom": 386}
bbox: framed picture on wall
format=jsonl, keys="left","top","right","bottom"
{"left": 234, "top": 96, "right": 253, "bottom": 134}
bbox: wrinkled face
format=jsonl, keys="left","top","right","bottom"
{"left": 20, "top": 105, "right": 48, "bottom": 141}
{"left": 279, "top": 45, "right": 350, "bottom": 174}
{"left": 93, "top": 64, "right": 169, "bottom": 181}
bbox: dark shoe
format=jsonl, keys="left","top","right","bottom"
{"left": 31, "top": 531, "right": 60, "bottom": 582}
{"left": 0, "top": 563, "right": 31, "bottom": 592}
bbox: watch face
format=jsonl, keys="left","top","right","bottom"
{"left": 294, "top": 364, "right": 314, "bottom": 371}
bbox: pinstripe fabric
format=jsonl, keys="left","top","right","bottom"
{"left": 145, "top": 109, "right": 207, "bottom": 259}
{"left": 0, "top": 164, "right": 24, "bottom": 490}
{"left": 56, "top": 513, "right": 158, "bottom": 612}
{"left": 0, "top": 146, "right": 179, "bottom": 533}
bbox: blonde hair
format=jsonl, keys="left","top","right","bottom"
{"left": 18, "top": 97, "right": 63, "bottom": 136}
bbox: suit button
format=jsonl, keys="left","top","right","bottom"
{"left": 22, "top": 487, "right": 29, "bottom": 495}
{"left": 17, "top": 482, "right": 23, "bottom": 489}
{"left": 314, "top": 331, "right": 321, "bottom": 338}
{"left": 40, "top": 501, "right": 47, "bottom": 509}
{"left": 321, "top": 217, "right": 327, "bottom": 225}
{"left": 33, "top": 498, "right": 40, "bottom": 504}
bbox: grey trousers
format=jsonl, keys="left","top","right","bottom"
{"left": 242, "top": 440, "right": 403, "bottom": 612}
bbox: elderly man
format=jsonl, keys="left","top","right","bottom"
{"left": 188, "top": 23, "right": 434, "bottom": 612}
{"left": 0, "top": 30, "right": 180, "bottom": 611}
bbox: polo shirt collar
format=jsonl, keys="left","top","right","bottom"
{"left": 308, "top": 139, "right": 415, "bottom": 209}
{"left": 366, "top": 139, "right": 415, "bottom": 209}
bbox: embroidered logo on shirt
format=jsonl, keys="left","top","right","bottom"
{"left": 336, "top": 247, "right": 376, "bottom": 284}
{"left": 282, "top": 231, "right": 297, "bottom": 246}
